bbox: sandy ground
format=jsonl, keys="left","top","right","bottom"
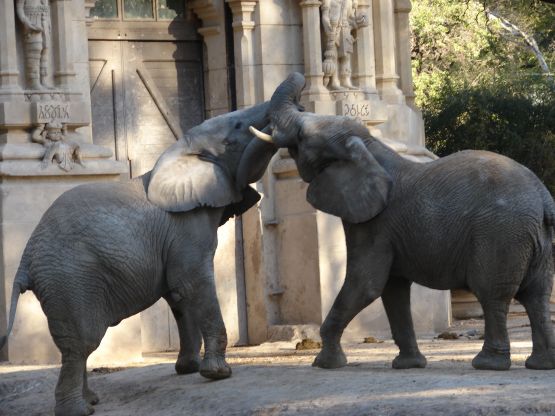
{"left": 2, "top": 315, "right": 555, "bottom": 416}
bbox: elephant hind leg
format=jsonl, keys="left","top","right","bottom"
{"left": 515, "top": 256, "right": 555, "bottom": 370}
{"left": 49, "top": 318, "right": 104, "bottom": 415}
{"left": 381, "top": 276, "right": 426, "bottom": 369}
{"left": 468, "top": 240, "right": 528, "bottom": 371}
{"left": 471, "top": 299, "right": 512, "bottom": 371}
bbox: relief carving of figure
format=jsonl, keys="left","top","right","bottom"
{"left": 16, "top": 0, "right": 53, "bottom": 90}
{"left": 321, "top": 0, "right": 368, "bottom": 90}
{"left": 32, "top": 122, "right": 82, "bottom": 171}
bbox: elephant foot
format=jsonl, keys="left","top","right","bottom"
{"left": 83, "top": 387, "right": 99, "bottom": 405}
{"left": 175, "top": 354, "right": 201, "bottom": 375}
{"left": 55, "top": 398, "right": 94, "bottom": 416}
{"left": 312, "top": 347, "right": 347, "bottom": 369}
{"left": 392, "top": 351, "right": 427, "bottom": 369}
{"left": 472, "top": 348, "right": 511, "bottom": 371}
{"left": 199, "top": 355, "right": 232, "bottom": 380}
{"left": 525, "top": 349, "right": 555, "bottom": 370}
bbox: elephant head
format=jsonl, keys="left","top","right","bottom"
{"left": 250, "top": 73, "right": 392, "bottom": 224}
{"left": 148, "top": 102, "right": 277, "bottom": 222}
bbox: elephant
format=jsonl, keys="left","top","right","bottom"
{"left": 250, "top": 72, "right": 555, "bottom": 372}
{"left": 0, "top": 102, "right": 277, "bottom": 416}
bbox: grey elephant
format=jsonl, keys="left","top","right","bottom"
{"left": 0, "top": 102, "right": 277, "bottom": 416}
{"left": 251, "top": 72, "right": 555, "bottom": 372}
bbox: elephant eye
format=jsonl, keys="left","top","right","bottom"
{"left": 234, "top": 121, "right": 243, "bottom": 130}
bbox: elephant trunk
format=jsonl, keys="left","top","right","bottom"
{"left": 267, "top": 72, "right": 306, "bottom": 147}
{"left": 236, "top": 126, "right": 277, "bottom": 188}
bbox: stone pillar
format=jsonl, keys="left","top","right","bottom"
{"left": 354, "top": 0, "right": 379, "bottom": 99}
{"left": 373, "top": 0, "right": 404, "bottom": 104}
{"left": 190, "top": 0, "right": 230, "bottom": 117}
{"left": 394, "top": 0, "right": 416, "bottom": 108}
{"left": 0, "top": 0, "right": 22, "bottom": 99}
{"left": 299, "top": 0, "right": 328, "bottom": 101}
{"left": 50, "top": 0, "right": 77, "bottom": 90}
{"left": 226, "top": 0, "right": 258, "bottom": 109}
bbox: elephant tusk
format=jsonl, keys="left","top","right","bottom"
{"left": 249, "top": 126, "right": 274, "bottom": 143}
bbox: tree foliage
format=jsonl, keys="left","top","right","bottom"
{"left": 411, "top": 0, "right": 555, "bottom": 194}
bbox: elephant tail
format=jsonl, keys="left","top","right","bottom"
{"left": 0, "top": 267, "right": 30, "bottom": 351}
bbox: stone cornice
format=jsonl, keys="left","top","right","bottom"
{"left": 394, "top": 0, "right": 412, "bottom": 13}
{"left": 299, "top": 0, "right": 322, "bottom": 7}
{"left": 189, "top": 0, "right": 221, "bottom": 23}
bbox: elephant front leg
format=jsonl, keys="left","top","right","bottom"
{"left": 381, "top": 276, "right": 426, "bottom": 369}
{"left": 166, "top": 298, "right": 202, "bottom": 375}
{"left": 314, "top": 249, "right": 392, "bottom": 369}
{"left": 187, "top": 277, "right": 231, "bottom": 380}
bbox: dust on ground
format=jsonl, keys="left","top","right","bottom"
{"left": 2, "top": 315, "right": 555, "bottom": 416}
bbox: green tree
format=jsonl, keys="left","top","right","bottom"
{"left": 411, "top": 0, "right": 555, "bottom": 193}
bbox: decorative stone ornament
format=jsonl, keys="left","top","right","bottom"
{"left": 16, "top": 0, "right": 53, "bottom": 91}
{"left": 31, "top": 122, "right": 83, "bottom": 172}
{"left": 321, "top": 0, "right": 368, "bottom": 91}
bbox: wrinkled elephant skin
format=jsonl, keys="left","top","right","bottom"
{"left": 0, "top": 102, "right": 277, "bottom": 416}
{"left": 259, "top": 72, "right": 555, "bottom": 373}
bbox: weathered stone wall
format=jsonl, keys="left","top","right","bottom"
{"left": 1, "top": 0, "right": 451, "bottom": 364}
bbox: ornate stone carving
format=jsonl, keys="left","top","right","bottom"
{"left": 31, "top": 122, "right": 82, "bottom": 171}
{"left": 16, "top": 0, "right": 53, "bottom": 90}
{"left": 321, "top": 0, "right": 368, "bottom": 90}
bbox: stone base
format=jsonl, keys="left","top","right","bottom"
{"left": 0, "top": 159, "right": 129, "bottom": 364}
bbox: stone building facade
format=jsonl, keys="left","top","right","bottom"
{"left": 0, "top": 0, "right": 450, "bottom": 364}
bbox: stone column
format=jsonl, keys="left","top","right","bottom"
{"left": 226, "top": 0, "right": 258, "bottom": 109}
{"left": 373, "top": 0, "right": 404, "bottom": 104}
{"left": 0, "top": 0, "right": 22, "bottom": 99}
{"left": 299, "top": 0, "right": 328, "bottom": 101}
{"left": 50, "top": 0, "right": 77, "bottom": 90}
{"left": 190, "top": 0, "right": 230, "bottom": 117}
{"left": 354, "top": 0, "right": 379, "bottom": 99}
{"left": 394, "top": 0, "right": 416, "bottom": 108}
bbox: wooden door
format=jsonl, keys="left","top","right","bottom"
{"left": 122, "top": 40, "right": 204, "bottom": 177}
{"left": 89, "top": 40, "right": 204, "bottom": 177}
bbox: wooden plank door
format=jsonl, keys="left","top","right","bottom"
{"left": 122, "top": 40, "right": 204, "bottom": 177}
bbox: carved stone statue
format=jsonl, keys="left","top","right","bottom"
{"left": 321, "top": 0, "right": 368, "bottom": 90}
{"left": 16, "top": 0, "right": 53, "bottom": 90}
{"left": 32, "top": 122, "right": 82, "bottom": 171}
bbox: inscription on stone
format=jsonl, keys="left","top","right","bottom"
{"left": 342, "top": 102, "right": 370, "bottom": 118}
{"left": 36, "top": 102, "right": 71, "bottom": 123}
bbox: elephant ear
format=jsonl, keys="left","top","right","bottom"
{"left": 220, "top": 186, "right": 261, "bottom": 225}
{"left": 147, "top": 141, "right": 242, "bottom": 212}
{"left": 306, "top": 136, "right": 392, "bottom": 223}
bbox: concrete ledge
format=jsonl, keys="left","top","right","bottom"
{"left": 0, "top": 143, "right": 113, "bottom": 160}
{"left": 0, "top": 159, "right": 128, "bottom": 177}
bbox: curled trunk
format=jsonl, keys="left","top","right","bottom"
{"left": 268, "top": 72, "right": 307, "bottom": 147}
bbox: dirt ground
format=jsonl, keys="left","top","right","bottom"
{"left": 2, "top": 315, "right": 555, "bottom": 416}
